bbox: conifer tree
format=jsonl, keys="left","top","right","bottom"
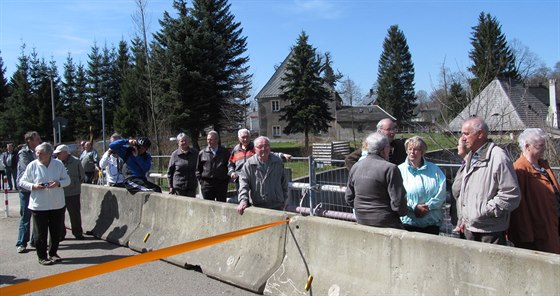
{"left": 376, "top": 25, "right": 417, "bottom": 123}
{"left": 445, "top": 82, "right": 467, "bottom": 121}
{"left": 0, "top": 52, "right": 12, "bottom": 140}
{"left": 6, "top": 45, "right": 35, "bottom": 141}
{"left": 468, "top": 12, "right": 519, "bottom": 93}
{"left": 279, "top": 31, "right": 333, "bottom": 152}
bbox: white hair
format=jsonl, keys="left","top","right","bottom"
{"left": 518, "top": 128, "right": 547, "bottom": 150}
{"left": 366, "top": 132, "right": 388, "bottom": 155}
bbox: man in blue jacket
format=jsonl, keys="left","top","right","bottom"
{"left": 109, "top": 137, "right": 161, "bottom": 193}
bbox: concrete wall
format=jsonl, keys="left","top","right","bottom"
{"left": 81, "top": 185, "right": 560, "bottom": 295}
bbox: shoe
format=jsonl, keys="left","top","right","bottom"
{"left": 17, "top": 246, "right": 26, "bottom": 253}
{"left": 49, "top": 254, "right": 62, "bottom": 262}
{"left": 39, "top": 258, "right": 53, "bottom": 265}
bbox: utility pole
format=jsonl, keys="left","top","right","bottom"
{"left": 50, "top": 75, "right": 56, "bottom": 145}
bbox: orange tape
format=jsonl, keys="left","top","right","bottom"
{"left": 0, "top": 219, "right": 289, "bottom": 296}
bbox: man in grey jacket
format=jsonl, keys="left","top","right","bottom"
{"left": 237, "top": 136, "right": 288, "bottom": 215}
{"left": 459, "top": 117, "right": 520, "bottom": 245}
{"left": 55, "top": 145, "right": 85, "bottom": 240}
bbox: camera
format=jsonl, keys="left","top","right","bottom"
{"left": 41, "top": 183, "right": 49, "bottom": 187}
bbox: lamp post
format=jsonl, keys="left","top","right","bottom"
{"left": 50, "top": 75, "right": 56, "bottom": 145}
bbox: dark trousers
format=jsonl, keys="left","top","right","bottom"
{"left": 84, "top": 172, "right": 95, "bottom": 184}
{"left": 404, "top": 224, "right": 440, "bottom": 235}
{"left": 173, "top": 188, "right": 197, "bottom": 198}
{"left": 5, "top": 167, "right": 16, "bottom": 190}
{"left": 16, "top": 191, "right": 33, "bottom": 247}
{"left": 200, "top": 180, "right": 229, "bottom": 202}
{"left": 63, "top": 194, "right": 83, "bottom": 238}
{"left": 32, "top": 207, "right": 65, "bottom": 260}
{"left": 464, "top": 229, "right": 507, "bottom": 245}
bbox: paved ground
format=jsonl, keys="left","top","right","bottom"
{"left": 0, "top": 190, "right": 257, "bottom": 295}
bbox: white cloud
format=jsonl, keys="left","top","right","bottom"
{"left": 292, "top": 0, "right": 343, "bottom": 20}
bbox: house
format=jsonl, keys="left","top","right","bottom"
{"left": 255, "top": 51, "right": 394, "bottom": 141}
{"left": 448, "top": 77, "right": 557, "bottom": 133}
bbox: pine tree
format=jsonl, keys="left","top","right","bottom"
{"left": 376, "top": 25, "right": 417, "bottom": 123}
{"left": 29, "top": 49, "right": 55, "bottom": 140}
{"left": 0, "top": 52, "right": 12, "bottom": 140}
{"left": 6, "top": 45, "right": 35, "bottom": 141}
{"left": 279, "top": 31, "right": 334, "bottom": 152}
{"left": 446, "top": 82, "right": 467, "bottom": 121}
{"left": 468, "top": 12, "right": 519, "bottom": 93}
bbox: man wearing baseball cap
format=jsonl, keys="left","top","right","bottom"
{"left": 54, "top": 144, "right": 85, "bottom": 240}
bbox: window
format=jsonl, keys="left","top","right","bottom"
{"left": 272, "top": 126, "right": 281, "bottom": 136}
{"left": 271, "top": 100, "right": 280, "bottom": 112}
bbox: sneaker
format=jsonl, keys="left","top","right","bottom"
{"left": 17, "top": 246, "right": 26, "bottom": 253}
{"left": 49, "top": 254, "right": 62, "bottom": 262}
{"left": 39, "top": 258, "right": 53, "bottom": 265}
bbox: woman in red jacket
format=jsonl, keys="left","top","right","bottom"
{"left": 509, "top": 128, "right": 560, "bottom": 254}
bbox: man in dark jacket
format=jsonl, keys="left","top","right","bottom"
{"left": 196, "top": 131, "right": 230, "bottom": 202}
{"left": 2, "top": 143, "right": 18, "bottom": 190}
{"left": 345, "top": 118, "right": 406, "bottom": 170}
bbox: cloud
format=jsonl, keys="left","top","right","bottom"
{"left": 292, "top": 0, "right": 343, "bottom": 20}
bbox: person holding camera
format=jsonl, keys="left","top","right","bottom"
{"left": 19, "top": 142, "right": 70, "bottom": 265}
{"left": 109, "top": 137, "right": 161, "bottom": 193}
{"left": 100, "top": 133, "right": 126, "bottom": 187}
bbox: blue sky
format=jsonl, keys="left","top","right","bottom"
{"left": 1, "top": 0, "right": 559, "bottom": 100}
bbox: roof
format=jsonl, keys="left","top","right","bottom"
{"left": 448, "top": 78, "right": 549, "bottom": 132}
{"left": 255, "top": 51, "right": 293, "bottom": 99}
{"left": 336, "top": 105, "right": 395, "bottom": 123}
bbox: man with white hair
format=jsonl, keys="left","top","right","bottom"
{"left": 99, "top": 133, "right": 126, "bottom": 187}
{"left": 54, "top": 144, "right": 85, "bottom": 240}
{"left": 237, "top": 136, "right": 288, "bottom": 215}
{"left": 458, "top": 117, "right": 520, "bottom": 245}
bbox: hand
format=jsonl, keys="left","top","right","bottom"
{"left": 453, "top": 223, "right": 465, "bottom": 234}
{"left": 230, "top": 172, "right": 238, "bottom": 181}
{"left": 414, "top": 204, "right": 429, "bottom": 217}
{"left": 283, "top": 154, "right": 292, "bottom": 161}
{"left": 237, "top": 200, "right": 248, "bottom": 215}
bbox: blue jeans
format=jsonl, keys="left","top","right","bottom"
{"left": 16, "top": 191, "right": 33, "bottom": 247}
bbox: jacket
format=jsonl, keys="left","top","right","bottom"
{"left": 228, "top": 142, "right": 255, "bottom": 177}
{"left": 238, "top": 153, "right": 287, "bottom": 209}
{"left": 167, "top": 147, "right": 199, "bottom": 192}
{"left": 2, "top": 150, "right": 18, "bottom": 170}
{"left": 460, "top": 141, "right": 520, "bottom": 233}
{"left": 80, "top": 149, "right": 99, "bottom": 173}
{"left": 509, "top": 155, "right": 560, "bottom": 254}
{"left": 196, "top": 146, "right": 230, "bottom": 183}
{"left": 109, "top": 139, "right": 152, "bottom": 179}
{"left": 345, "top": 154, "right": 407, "bottom": 229}
{"left": 398, "top": 158, "right": 447, "bottom": 227}
{"left": 17, "top": 145, "right": 35, "bottom": 193}
{"left": 18, "top": 158, "right": 70, "bottom": 211}
{"left": 61, "top": 155, "right": 85, "bottom": 196}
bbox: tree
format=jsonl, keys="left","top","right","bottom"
{"left": 0, "top": 52, "right": 12, "bottom": 140}
{"left": 279, "top": 31, "right": 334, "bottom": 152}
{"left": 6, "top": 45, "right": 36, "bottom": 141}
{"left": 376, "top": 25, "right": 417, "bottom": 123}
{"left": 468, "top": 12, "right": 519, "bottom": 93}
{"left": 337, "top": 77, "right": 362, "bottom": 106}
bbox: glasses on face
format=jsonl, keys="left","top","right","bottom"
{"left": 531, "top": 143, "right": 545, "bottom": 150}
{"left": 381, "top": 127, "right": 397, "bottom": 133}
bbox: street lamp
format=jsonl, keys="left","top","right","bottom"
{"left": 50, "top": 75, "right": 56, "bottom": 145}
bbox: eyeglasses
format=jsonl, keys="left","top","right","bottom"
{"left": 380, "top": 127, "right": 398, "bottom": 132}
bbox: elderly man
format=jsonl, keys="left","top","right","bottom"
{"left": 237, "top": 136, "right": 288, "bottom": 215}
{"left": 2, "top": 143, "right": 18, "bottom": 190}
{"left": 80, "top": 141, "right": 99, "bottom": 184}
{"left": 458, "top": 117, "right": 520, "bottom": 245}
{"left": 54, "top": 144, "right": 85, "bottom": 240}
{"left": 15, "top": 131, "right": 42, "bottom": 253}
{"left": 100, "top": 133, "right": 126, "bottom": 187}
{"left": 345, "top": 132, "right": 407, "bottom": 229}
{"left": 196, "top": 131, "right": 230, "bottom": 202}
{"left": 345, "top": 118, "right": 406, "bottom": 170}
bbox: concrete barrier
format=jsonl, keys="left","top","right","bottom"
{"left": 80, "top": 184, "right": 148, "bottom": 246}
{"left": 265, "top": 216, "right": 560, "bottom": 295}
{"left": 127, "top": 193, "right": 289, "bottom": 293}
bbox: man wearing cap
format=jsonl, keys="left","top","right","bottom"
{"left": 54, "top": 144, "right": 85, "bottom": 240}
{"left": 100, "top": 133, "right": 126, "bottom": 187}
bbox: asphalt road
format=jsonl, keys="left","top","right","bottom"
{"left": 0, "top": 191, "right": 258, "bottom": 295}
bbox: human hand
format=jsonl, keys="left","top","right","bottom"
{"left": 237, "top": 200, "right": 248, "bottom": 215}
{"left": 230, "top": 172, "right": 238, "bottom": 181}
{"left": 414, "top": 204, "right": 429, "bottom": 217}
{"left": 284, "top": 154, "right": 292, "bottom": 161}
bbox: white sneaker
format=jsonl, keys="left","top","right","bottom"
{"left": 17, "top": 246, "right": 26, "bottom": 253}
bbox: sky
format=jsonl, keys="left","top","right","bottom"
{"left": 1, "top": 0, "right": 559, "bottom": 101}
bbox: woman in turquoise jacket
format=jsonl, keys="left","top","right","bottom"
{"left": 398, "top": 136, "right": 447, "bottom": 235}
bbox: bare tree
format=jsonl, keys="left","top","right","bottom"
{"left": 510, "top": 38, "right": 545, "bottom": 82}
{"left": 337, "top": 77, "right": 362, "bottom": 106}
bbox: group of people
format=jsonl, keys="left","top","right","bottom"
{"left": 345, "top": 117, "right": 559, "bottom": 254}
{"left": 166, "top": 129, "right": 291, "bottom": 215}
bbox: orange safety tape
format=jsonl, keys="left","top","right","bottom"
{"left": 0, "top": 219, "right": 289, "bottom": 296}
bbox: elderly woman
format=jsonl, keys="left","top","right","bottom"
{"left": 18, "top": 142, "right": 70, "bottom": 265}
{"left": 509, "top": 128, "right": 560, "bottom": 254}
{"left": 167, "top": 133, "right": 199, "bottom": 197}
{"left": 345, "top": 132, "right": 407, "bottom": 229}
{"left": 397, "top": 136, "right": 446, "bottom": 235}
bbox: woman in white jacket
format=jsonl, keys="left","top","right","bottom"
{"left": 19, "top": 142, "right": 70, "bottom": 265}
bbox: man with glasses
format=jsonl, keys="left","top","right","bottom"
{"left": 345, "top": 118, "right": 407, "bottom": 170}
